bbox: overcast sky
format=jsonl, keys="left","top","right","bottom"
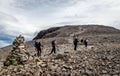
{"left": 0, "top": 0, "right": 120, "bottom": 47}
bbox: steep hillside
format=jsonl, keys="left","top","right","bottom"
{"left": 34, "top": 25, "right": 120, "bottom": 39}
{"left": 33, "top": 26, "right": 79, "bottom": 39}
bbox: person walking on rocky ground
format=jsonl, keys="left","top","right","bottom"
{"left": 49, "top": 40, "right": 57, "bottom": 55}
{"left": 84, "top": 39, "right": 88, "bottom": 47}
{"left": 36, "top": 41, "right": 42, "bottom": 57}
{"left": 73, "top": 37, "right": 79, "bottom": 50}
{"left": 33, "top": 40, "right": 37, "bottom": 51}
{"left": 33, "top": 40, "right": 42, "bottom": 57}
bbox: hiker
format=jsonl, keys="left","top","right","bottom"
{"left": 49, "top": 40, "right": 56, "bottom": 55}
{"left": 84, "top": 39, "right": 88, "bottom": 47}
{"left": 33, "top": 40, "right": 38, "bottom": 50}
{"left": 81, "top": 39, "right": 83, "bottom": 43}
{"left": 73, "top": 37, "right": 79, "bottom": 50}
{"left": 36, "top": 41, "right": 42, "bottom": 57}
{"left": 33, "top": 40, "right": 42, "bottom": 57}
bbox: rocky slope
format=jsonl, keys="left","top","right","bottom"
{"left": 0, "top": 25, "right": 120, "bottom": 76}
{"left": 0, "top": 43, "right": 120, "bottom": 76}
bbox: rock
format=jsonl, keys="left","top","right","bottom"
{"left": 37, "top": 60, "right": 43, "bottom": 66}
{"left": 63, "top": 65, "right": 71, "bottom": 70}
{"left": 40, "top": 63, "right": 47, "bottom": 68}
{"left": 42, "top": 55, "right": 51, "bottom": 61}
{"left": 112, "top": 75, "right": 119, "bottom": 76}
{"left": 33, "top": 70, "right": 41, "bottom": 76}
{"left": 63, "top": 54, "right": 71, "bottom": 62}
{"left": 28, "top": 56, "right": 34, "bottom": 61}
{"left": 49, "top": 63, "right": 58, "bottom": 71}
{"left": 0, "top": 37, "right": 120, "bottom": 75}
{"left": 54, "top": 54, "right": 64, "bottom": 60}
{"left": 62, "top": 72, "right": 70, "bottom": 76}
{"left": 85, "top": 69, "right": 93, "bottom": 75}
{"left": 101, "top": 74, "right": 111, "bottom": 76}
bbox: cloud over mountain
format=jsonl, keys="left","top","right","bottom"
{"left": 0, "top": 0, "right": 120, "bottom": 47}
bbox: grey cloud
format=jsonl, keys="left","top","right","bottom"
{"left": 0, "top": 11, "right": 20, "bottom": 34}
{"left": 12, "top": 0, "right": 80, "bottom": 10}
{"left": 54, "top": 20, "right": 81, "bottom": 26}
{"left": 0, "top": 11, "right": 18, "bottom": 23}
{"left": 12, "top": 0, "right": 61, "bottom": 9}
{"left": 111, "top": 21, "right": 120, "bottom": 29}
{"left": 0, "top": 40, "right": 10, "bottom": 48}
{"left": 63, "top": 15, "right": 88, "bottom": 19}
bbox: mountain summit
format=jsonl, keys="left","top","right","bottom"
{"left": 34, "top": 25, "right": 120, "bottom": 39}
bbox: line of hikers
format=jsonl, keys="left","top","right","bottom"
{"left": 73, "top": 37, "right": 88, "bottom": 51}
{"left": 33, "top": 37, "right": 88, "bottom": 57}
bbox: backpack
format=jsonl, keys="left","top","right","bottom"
{"left": 33, "top": 41, "right": 38, "bottom": 47}
{"left": 51, "top": 40, "right": 55, "bottom": 47}
{"left": 73, "top": 38, "right": 78, "bottom": 44}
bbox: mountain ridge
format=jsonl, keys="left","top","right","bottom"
{"left": 33, "top": 25, "right": 120, "bottom": 40}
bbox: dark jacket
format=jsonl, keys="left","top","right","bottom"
{"left": 73, "top": 38, "right": 78, "bottom": 45}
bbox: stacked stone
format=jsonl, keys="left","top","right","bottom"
{"left": 4, "top": 35, "right": 29, "bottom": 66}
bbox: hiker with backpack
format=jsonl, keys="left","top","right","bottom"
{"left": 33, "top": 40, "right": 42, "bottom": 57}
{"left": 49, "top": 40, "right": 57, "bottom": 55}
{"left": 37, "top": 41, "right": 42, "bottom": 57}
{"left": 73, "top": 37, "right": 79, "bottom": 50}
{"left": 84, "top": 38, "right": 88, "bottom": 47}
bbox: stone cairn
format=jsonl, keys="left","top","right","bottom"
{"left": 4, "top": 35, "right": 29, "bottom": 66}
